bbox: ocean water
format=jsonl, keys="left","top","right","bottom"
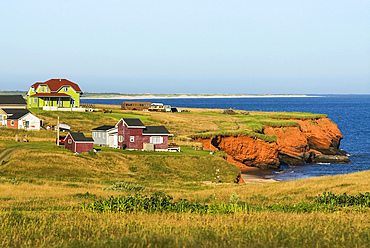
{"left": 81, "top": 95, "right": 370, "bottom": 181}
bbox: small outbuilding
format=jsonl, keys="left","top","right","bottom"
{"left": 64, "top": 132, "right": 94, "bottom": 153}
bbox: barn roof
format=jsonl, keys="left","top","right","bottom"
{"left": 143, "top": 126, "right": 171, "bottom": 135}
{"left": 0, "top": 95, "right": 27, "bottom": 105}
{"left": 68, "top": 132, "right": 94, "bottom": 142}
{"left": 91, "top": 125, "right": 115, "bottom": 131}
{"left": 2, "top": 109, "right": 30, "bottom": 120}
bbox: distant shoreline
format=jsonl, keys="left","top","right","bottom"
{"left": 82, "top": 94, "right": 319, "bottom": 100}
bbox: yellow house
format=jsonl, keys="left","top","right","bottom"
{"left": 26, "top": 79, "right": 83, "bottom": 109}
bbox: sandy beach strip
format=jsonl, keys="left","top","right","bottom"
{"left": 82, "top": 94, "right": 320, "bottom": 100}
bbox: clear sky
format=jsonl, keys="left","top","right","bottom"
{"left": 0, "top": 1, "right": 369, "bottom": 94}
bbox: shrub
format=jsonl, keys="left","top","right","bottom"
{"left": 229, "top": 192, "right": 239, "bottom": 205}
{"left": 103, "top": 181, "right": 145, "bottom": 192}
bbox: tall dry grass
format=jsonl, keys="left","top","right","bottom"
{"left": 0, "top": 211, "right": 370, "bottom": 247}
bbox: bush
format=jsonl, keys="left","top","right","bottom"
{"left": 103, "top": 181, "right": 145, "bottom": 192}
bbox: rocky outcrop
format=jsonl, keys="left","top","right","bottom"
{"left": 194, "top": 117, "right": 350, "bottom": 170}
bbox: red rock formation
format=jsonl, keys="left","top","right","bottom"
{"left": 194, "top": 117, "right": 349, "bottom": 169}
{"left": 195, "top": 136, "right": 279, "bottom": 170}
{"left": 295, "top": 118, "right": 343, "bottom": 154}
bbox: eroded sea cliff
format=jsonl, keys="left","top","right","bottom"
{"left": 194, "top": 117, "right": 350, "bottom": 171}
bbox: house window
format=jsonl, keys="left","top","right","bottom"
{"left": 64, "top": 87, "right": 68, "bottom": 92}
{"left": 68, "top": 139, "right": 72, "bottom": 144}
{"left": 119, "top": 135, "right": 124, "bottom": 142}
{"left": 41, "top": 87, "right": 44, "bottom": 92}
{"left": 150, "top": 136, "right": 163, "bottom": 144}
{"left": 130, "top": 136, "right": 134, "bottom": 142}
{"left": 98, "top": 132, "right": 101, "bottom": 137}
{"left": 29, "top": 98, "right": 31, "bottom": 104}
{"left": 70, "top": 98, "right": 75, "bottom": 106}
{"left": 103, "top": 133, "right": 105, "bottom": 139}
{"left": 11, "top": 120, "right": 14, "bottom": 126}
{"left": 33, "top": 98, "right": 36, "bottom": 104}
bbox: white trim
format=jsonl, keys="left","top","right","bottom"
{"left": 150, "top": 136, "right": 163, "bottom": 144}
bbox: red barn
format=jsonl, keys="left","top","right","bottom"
{"left": 65, "top": 132, "right": 94, "bottom": 153}
{"left": 117, "top": 118, "right": 171, "bottom": 151}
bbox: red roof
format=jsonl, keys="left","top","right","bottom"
{"left": 30, "top": 79, "right": 82, "bottom": 93}
{"left": 32, "top": 93, "right": 71, "bottom": 97}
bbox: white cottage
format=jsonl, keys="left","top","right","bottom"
{"left": 91, "top": 125, "right": 118, "bottom": 148}
{"left": 2, "top": 109, "right": 41, "bottom": 130}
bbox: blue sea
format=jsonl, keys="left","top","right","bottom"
{"left": 81, "top": 95, "right": 370, "bottom": 181}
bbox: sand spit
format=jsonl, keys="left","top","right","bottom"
{"left": 82, "top": 94, "right": 320, "bottom": 100}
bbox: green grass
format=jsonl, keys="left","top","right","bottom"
{"left": 2, "top": 136, "right": 370, "bottom": 247}
{"left": 190, "top": 130, "right": 277, "bottom": 143}
{"left": 260, "top": 112, "right": 327, "bottom": 119}
{"left": 237, "top": 120, "right": 265, "bottom": 132}
{"left": 96, "top": 145, "right": 221, "bottom": 157}
{"left": 0, "top": 141, "right": 239, "bottom": 187}
{"left": 29, "top": 109, "right": 155, "bottom": 132}
{"left": 0, "top": 127, "right": 55, "bottom": 140}
{"left": 179, "top": 110, "right": 327, "bottom": 120}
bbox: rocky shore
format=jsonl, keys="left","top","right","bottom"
{"left": 195, "top": 117, "right": 350, "bottom": 172}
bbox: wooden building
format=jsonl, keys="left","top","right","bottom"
{"left": 1, "top": 109, "right": 41, "bottom": 130}
{"left": 116, "top": 118, "right": 171, "bottom": 151}
{"left": 65, "top": 132, "right": 94, "bottom": 153}
{"left": 0, "top": 95, "right": 27, "bottom": 109}
{"left": 121, "top": 102, "right": 151, "bottom": 111}
{"left": 26, "top": 79, "right": 83, "bottom": 109}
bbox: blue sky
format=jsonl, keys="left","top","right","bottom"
{"left": 0, "top": 1, "right": 369, "bottom": 94}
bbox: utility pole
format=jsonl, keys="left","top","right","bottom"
{"left": 57, "top": 116, "right": 60, "bottom": 146}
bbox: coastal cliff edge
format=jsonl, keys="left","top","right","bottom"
{"left": 194, "top": 117, "right": 350, "bottom": 172}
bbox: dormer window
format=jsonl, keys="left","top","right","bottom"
{"left": 64, "top": 87, "right": 68, "bottom": 92}
{"left": 40, "top": 87, "right": 44, "bottom": 92}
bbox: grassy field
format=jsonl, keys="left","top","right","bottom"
{"left": 1, "top": 107, "right": 369, "bottom": 247}
{"left": 28, "top": 105, "right": 326, "bottom": 142}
